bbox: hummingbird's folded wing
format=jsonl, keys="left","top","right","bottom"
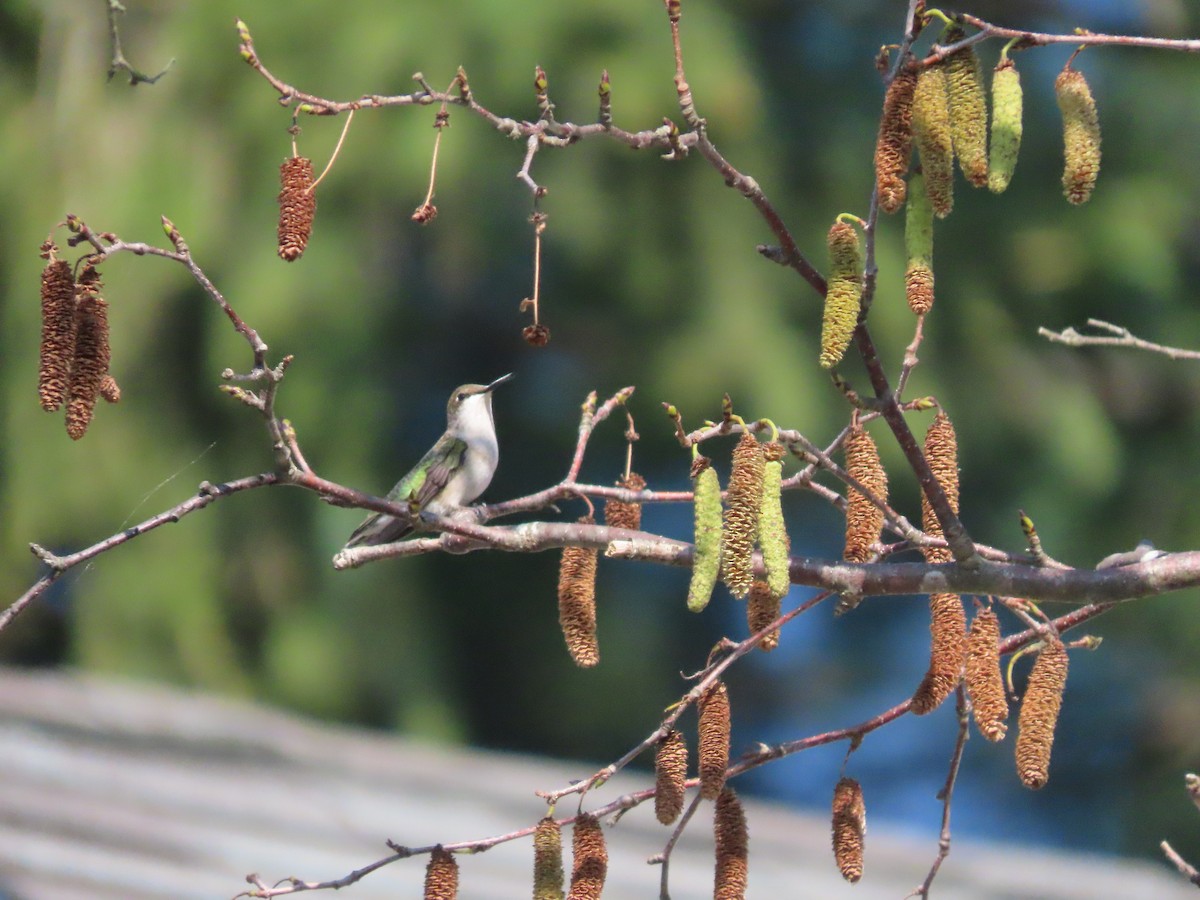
{"left": 341, "top": 438, "right": 468, "bottom": 549}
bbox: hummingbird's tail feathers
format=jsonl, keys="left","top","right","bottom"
{"left": 342, "top": 511, "right": 414, "bottom": 549}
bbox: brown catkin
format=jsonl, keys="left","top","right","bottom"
{"left": 38, "top": 258, "right": 76, "bottom": 412}
{"left": 746, "top": 580, "right": 781, "bottom": 652}
{"left": 965, "top": 607, "right": 1009, "bottom": 741}
{"left": 277, "top": 156, "right": 316, "bottom": 261}
{"left": 557, "top": 516, "right": 599, "bottom": 668}
{"left": 1056, "top": 65, "right": 1101, "bottom": 205}
{"left": 820, "top": 221, "right": 863, "bottom": 370}
{"left": 567, "top": 814, "right": 607, "bottom": 900}
{"left": 714, "top": 787, "right": 749, "bottom": 900}
{"left": 920, "top": 411, "right": 960, "bottom": 553}
{"left": 1016, "top": 639, "right": 1069, "bottom": 789}
{"left": 843, "top": 426, "right": 887, "bottom": 564}
{"left": 533, "top": 815, "right": 566, "bottom": 900}
{"left": 911, "top": 411, "right": 965, "bottom": 713}
{"left": 721, "top": 432, "right": 765, "bottom": 599}
{"left": 99, "top": 374, "right": 121, "bottom": 404}
{"left": 874, "top": 62, "right": 918, "bottom": 213}
{"left": 603, "top": 471, "right": 645, "bottom": 532}
{"left": 423, "top": 846, "right": 458, "bottom": 900}
{"left": 912, "top": 62, "right": 955, "bottom": 217}
{"left": 831, "top": 777, "right": 866, "bottom": 884}
{"left": 65, "top": 271, "right": 111, "bottom": 441}
{"left": 944, "top": 26, "right": 989, "bottom": 188}
{"left": 698, "top": 681, "right": 731, "bottom": 800}
{"left": 655, "top": 729, "right": 688, "bottom": 825}
{"left": 911, "top": 592, "right": 967, "bottom": 714}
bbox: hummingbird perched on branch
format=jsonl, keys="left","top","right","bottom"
{"left": 342, "top": 373, "right": 513, "bottom": 549}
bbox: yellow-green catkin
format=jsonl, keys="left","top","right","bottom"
{"left": 557, "top": 516, "right": 600, "bottom": 668}
{"left": 714, "top": 787, "right": 749, "bottom": 900}
{"left": 912, "top": 62, "right": 954, "bottom": 217}
{"left": 38, "top": 256, "right": 76, "bottom": 413}
{"left": 965, "top": 606, "right": 1009, "bottom": 742}
{"left": 567, "top": 814, "right": 607, "bottom": 900}
{"left": 688, "top": 457, "right": 723, "bottom": 612}
{"left": 874, "top": 62, "right": 918, "bottom": 214}
{"left": 721, "top": 432, "right": 765, "bottom": 599}
{"left": 655, "top": 729, "right": 688, "bottom": 825}
{"left": 831, "top": 777, "right": 866, "bottom": 884}
{"left": 698, "top": 681, "right": 731, "bottom": 800}
{"left": 757, "top": 442, "right": 791, "bottom": 599}
{"left": 533, "top": 815, "right": 565, "bottom": 900}
{"left": 904, "top": 172, "right": 935, "bottom": 315}
{"left": 1056, "top": 64, "right": 1101, "bottom": 205}
{"left": 988, "top": 59, "right": 1023, "bottom": 193}
{"left": 944, "top": 26, "right": 989, "bottom": 188}
{"left": 820, "top": 221, "right": 863, "bottom": 370}
{"left": 423, "top": 846, "right": 459, "bottom": 900}
{"left": 843, "top": 426, "right": 888, "bottom": 564}
{"left": 1016, "top": 638, "right": 1069, "bottom": 789}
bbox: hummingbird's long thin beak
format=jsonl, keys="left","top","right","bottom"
{"left": 485, "top": 373, "right": 514, "bottom": 392}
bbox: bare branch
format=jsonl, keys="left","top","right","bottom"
{"left": 1039, "top": 319, "right": 1200, "bottom": 361}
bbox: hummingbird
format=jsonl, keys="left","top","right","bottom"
{"left": 342, "top": 373, "right": 513, "bottom": 549}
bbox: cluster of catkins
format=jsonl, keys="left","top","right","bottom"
{"left": 38, "top": 241, "right": 120, "bottom": 439}
{"left": 831, "top": 22, "right": 1103, "bottom": 352}
{"left": 688, "top": 431, "right": 791, "bottom": 636}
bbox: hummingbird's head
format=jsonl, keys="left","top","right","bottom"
{"left": 446, "top": 373, "right": 513, "bottom": 429}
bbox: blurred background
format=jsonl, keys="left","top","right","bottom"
{"left": 2, "top": 0, "right": 1199, "bottom": 879}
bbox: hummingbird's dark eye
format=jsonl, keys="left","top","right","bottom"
{"left": 457, "top": 392, "right": 467, "bottom": 402}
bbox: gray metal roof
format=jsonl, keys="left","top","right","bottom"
{"left": 0, "top": 668, "right": 1189, "bottom": 899}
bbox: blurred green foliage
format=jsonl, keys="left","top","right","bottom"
{"left": 3, "top": 0, "right": 1200, "bottom": 864}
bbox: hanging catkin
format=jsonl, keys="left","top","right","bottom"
{"left": 38, "top": 255, "right": 76, "bottom": 413}
{"left": 843, "top": 426, "right": 887, "bottom": 564}
{"left": 904, "top": 171, "right": 935, "bottom": 315}
{"left": 1056, "top": 64, "right": 1101, "bottom": 205}
{"left": 277, "top": 156, "right": 316, "bottom": 260}
{"left": 1016, "top": 638, "right": 1069, "bottom": 789}
{"left": 746, "top": 580, "right": 781, "bottom": 652}
{"left": 911, "top": 411, "right": 965, "bottom": 714}
{"left": 533, "top": 815, "right": 565, "bottom": 900}
{"left": 65, "top": 267, "right": 111, "bottom": 441}
{"left": 874, "top": 62, "right": 918, "bottom": 214}
{"left": 655, "top": 729, "right": 688, "bottom": 825}
{"left": 819, "top": 221, "right": 863, "bottom": 370}
{"left": 688, "top": 457, "right": 723, "bottom": 612}
{"left": 557, "top": 516, "right": 599, "bottom": 667}
{"left": 988, "top": 59, "right": 1023, "bottom": 193}
{"left": 757, "top": 442, "right": 791, "bottom": 599}
{"left": 567, "top": 814, "right": 607, "bottom": 900}
{"left": 698, "top": 681, "right": 731, "bottom": 800}
{"left": 713, "top": 787, "right": 749, "bottom": 900}
{"left": 422, "top": 846, "right": 458, "bottom": 900}
{"left": 603, "top": 472, "right": 645, "bottom": 531}
{"left": 944, "top": 26, "right": 988, "bottom": 188}
{"left": 831, "top": 777, "right": 866, "bottom": 883}
{"left": 965, "top": 606, "right": 1009, "bottom": 741}
{"left": 721, "top": 432, "right": 765, "bottom": 599}
{"left": 912, "top": 61, "right": 954, "bottom": 217}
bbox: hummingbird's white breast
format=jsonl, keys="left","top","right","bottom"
{"left": 431, "top": 393, "right": 499, "bottom": 512}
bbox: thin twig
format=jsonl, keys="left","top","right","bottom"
{"left": 104, "top": 0, "right": 173, "bottom": 85}
{"left": 1039, "top": 319, "right": 1200, "bottom": 361}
